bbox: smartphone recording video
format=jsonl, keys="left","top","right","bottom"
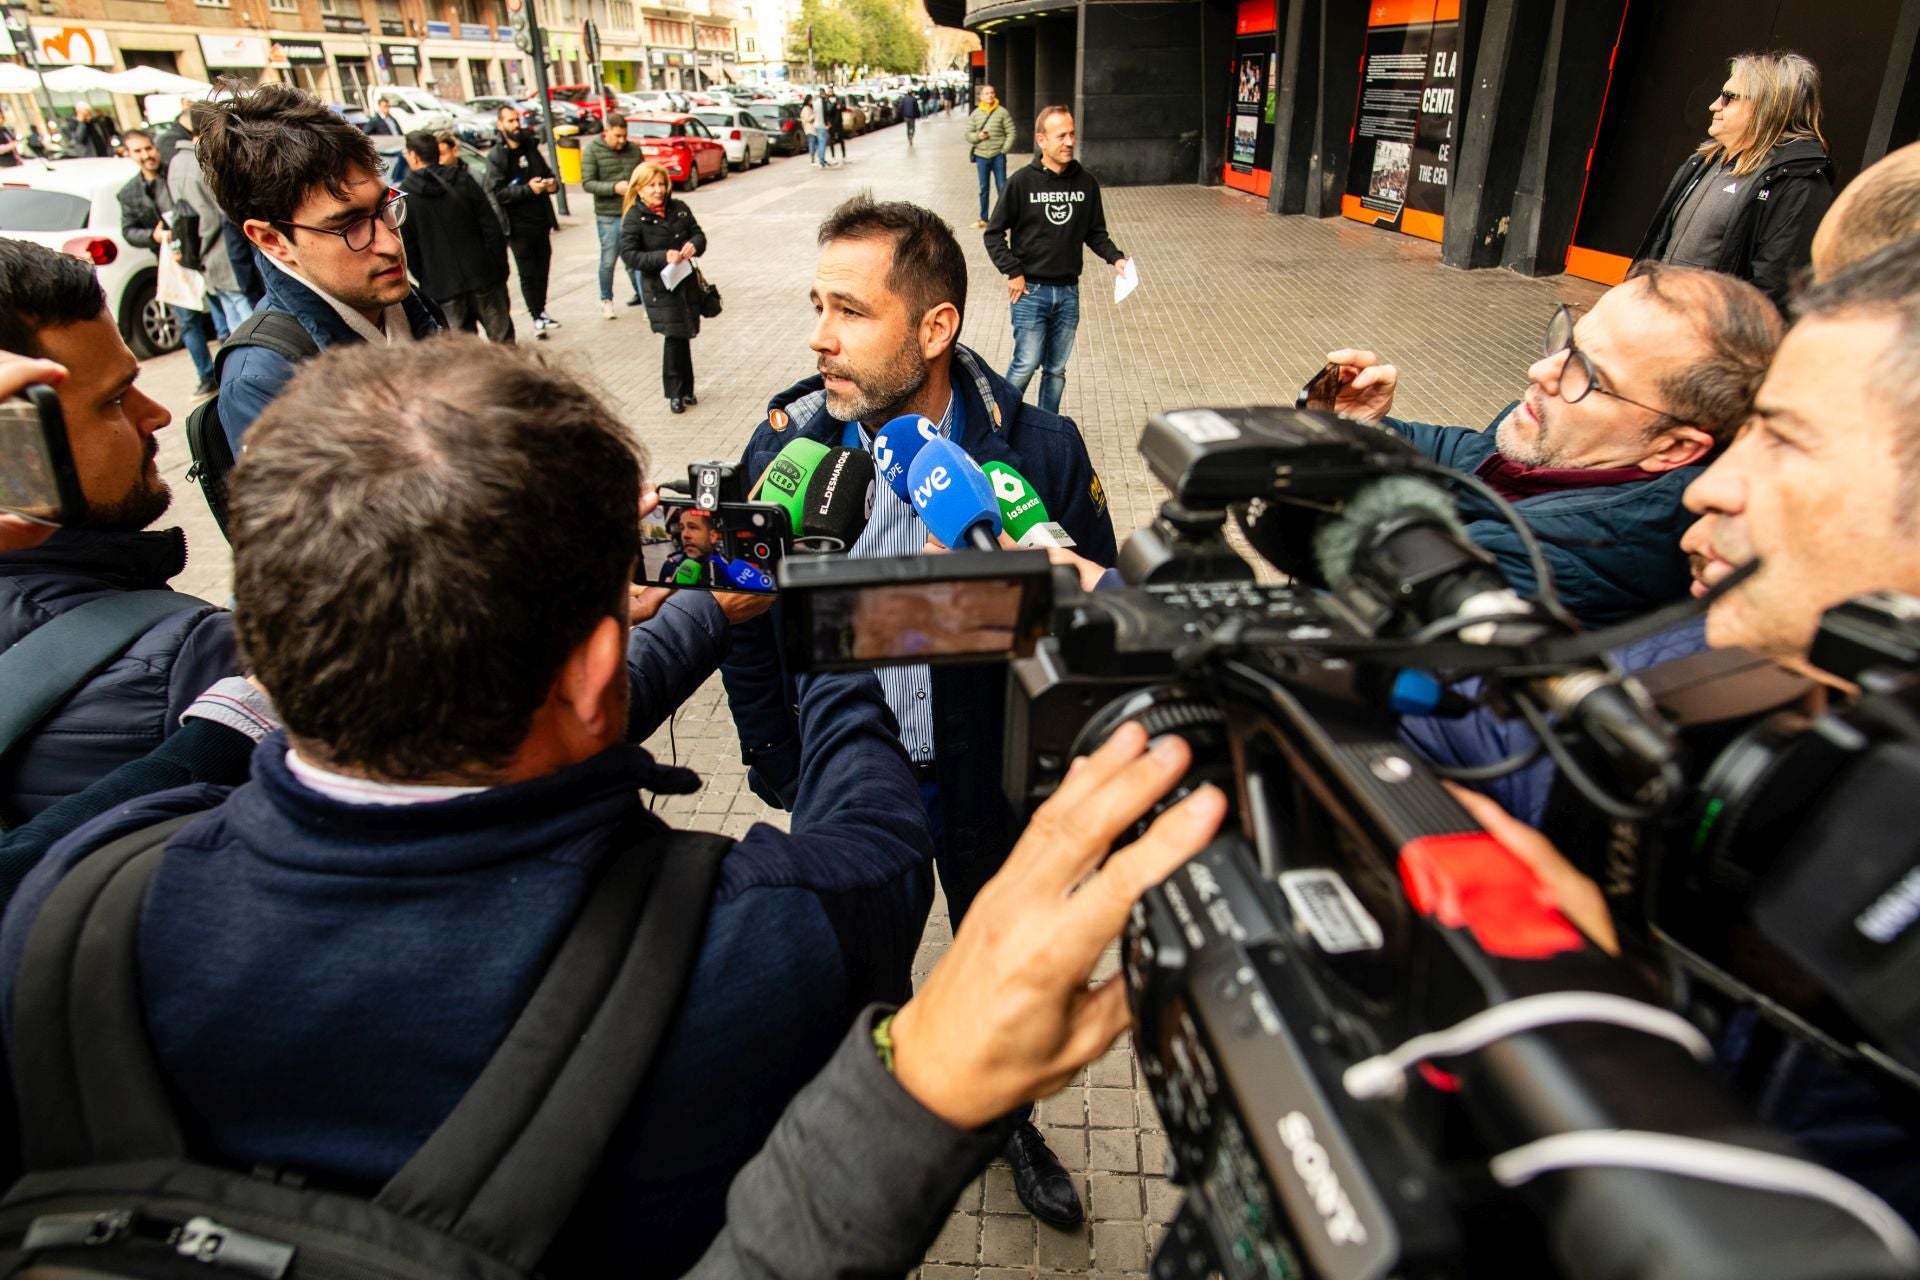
{"left": 1295, "top": 361, "right": 1342, "bottom": 412}
{"left": 638, "top": 497, "right": 789, "bottom": 593}
{"left": 0, "top": 386, "right": 86, "bottom": 527}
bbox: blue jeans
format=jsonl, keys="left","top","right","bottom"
{"left": 209, "top": 289, "right": 253, "bottom": 334}
{"left": 1004, "top": 282, "right": 1080, "bottom": 414}
{"left": 975, "top": 152, "right": 1007, "bottom": 221}
{"left": 596, "top": 213, "right": 641, "bottom": 302}
{"left": 806, "top": 130, "right": 822, "bottom": 162}
{"left": 814, "top": 126, "right": 832, "bottom": 162}
{"left": 171, "top": 304, "right": 216, "bottom": 382}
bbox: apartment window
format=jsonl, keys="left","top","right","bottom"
{"left": 269, "top": 0, "right": 300, "bottom": 12}
{"left": 319, "top": 0, "right": 362, "bottom": 15}
{"left": 608, "top": 0, "right": 635, "bottom": 31}
{"left": 743, "top": 33, "right": 756, "bottom": 52}
{"left": 376, "top": 0, "right": 400, "bottom": 19}
{"left": 195, "top": 0, "right": 231, "bottom": 9}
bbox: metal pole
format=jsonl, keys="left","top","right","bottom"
{"left": 525, "top": 9, "right": 569, "bottom": 215}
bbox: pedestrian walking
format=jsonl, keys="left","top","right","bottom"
{"left": 802, "top": 95, "right": 825, "bottom": 166}
{"left": 619, "top": 161, "right": 707, "bottom": 415}
{"left": 580, "top": 115, "right": 646, "bottom": 318}
{"left": 897, "top": 85, "right": 921, "bottom": 146}
{"left": 984, "top": 106, "right": 1127, "bottom": 416}
{"left": 1633, "top": 51, "right": 1833, "bottom": 309}
{"left": 62, "top": 104, "right": 114, "bottom": 158}
{"left": 486, "top": 104, "right": 562, "bottom": 336}
{"left": 115, "top": 128, "right": 219, "bottom": 396}
{"left": 168, "top": 112, "right": 256, "bottom": 338}
{"left": 365, "top": 97, "right": 403, "bottom": 136}
{"left": 966, "top": 85, "right": 1014, "bottom": 228}
{"left": 398, "top": 130, "right": 515, "bottom": 342}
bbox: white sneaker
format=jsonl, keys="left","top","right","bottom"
{"left": 539, "top": 312, "right": 561, "bottom": 329}
{"left": 602, "top": 300, "right": 615, "bottom": 319}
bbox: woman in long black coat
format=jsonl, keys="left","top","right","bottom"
{"left": 618, "top": 161, "right": 709, "bottom": 414}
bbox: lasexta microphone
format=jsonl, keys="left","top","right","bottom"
{"left": 907, "top": 439, "right": 1002, "bottom": 551}
{"left": 981, "top": 460, "right": 1075, "bottom": 548}
{"left": 872, "top": 414, "right": 943, "bottom": 504}
{"left": 762, "top": 442, "right": 876, "bottom": 553}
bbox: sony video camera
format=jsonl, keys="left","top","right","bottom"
{"left": 777, "top": 407, "right": 1920, "bottom": 1280}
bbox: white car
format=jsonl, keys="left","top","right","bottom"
{"left": 0, "top": 157, "right": 182, "bottom": 358}
{"left": 693, "top": 110, "right": 770, "bottom": 170}
{"left": 362, "top": 86, "right": 457, "bottom": 133}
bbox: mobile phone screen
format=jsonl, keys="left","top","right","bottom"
{"left": 638, "top": 497, "right": 787, "bottom": 592}
{"left": 0, "top": 389, "right": 84, "bottom": 525}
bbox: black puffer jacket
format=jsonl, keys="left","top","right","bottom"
{"left": 619, "top": 198, "right": 707, "bottom": 339}
{"left": 399, "top": 162, "right": 508, "bottom": 300}
{"left": 1632, "top": 136, "right": 1834, "bottom": 308}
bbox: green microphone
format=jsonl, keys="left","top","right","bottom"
{"left": 981, "top": 460, "right": 1075, "bottom": 549}
{"left": 672, "top": 556, "right": 709, "bottom": 585}
{"left": 759, "top": 437, "right": 831, "bottom": 537}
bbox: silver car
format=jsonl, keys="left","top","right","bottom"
{"left": 694, "top": 110, "right": 771, "bottom": 170}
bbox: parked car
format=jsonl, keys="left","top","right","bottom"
{"left": 0, "top": 157, "right": 181, "bottom": 358}
{"left": 465, "top": 95, "right": 523, "bottom": 115}
{"left": 627, "top": 90, "right": 690, "bottom": 114}
{"left": 751, "top": 102, "right": 810, "bottom": 157}
{"left": 360, "top": 86, "right": 458, "bottom": 134}
{"left": 370, "top": 131, "right": 497, "bottom": 190}
{"left": 837, "top": 99, "right": 868, "bottom": 135}
{"left": 517, "top": 98, "right": 603, "bottom": 135}
{"left": 623, "top": 113, "right": 728, "bottom": 190}
{"left": 327, "top": 101, "right": 372, "bottom": 132}
{"left": 546, "top": 84, "right": 620, "bottom": 120}
{"left": 693, "top": 110, "right": 770, "bottom": 169}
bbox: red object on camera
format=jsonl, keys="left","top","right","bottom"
{"left": 1398, "top": 832, "right": 1585, "bottom": 960}
{"left": 61, "top": 236, "right": 116, "bottom": 267}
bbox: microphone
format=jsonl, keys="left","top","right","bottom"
{"left": 1307, "top": 476, "right": 1683, "bottom": 793}
{"left": 982, "top": 460, "right": 1075, "bottom": 549}
{"left": 762, "top": 441, "right": 876, "bottom": 553}
{"left": 671, "top": 556, "right": 710, "bottom": 586}
{"left": 871, "top": 414, "right": 943, "bottom": 504}
{"left": 906, "top": 438, "right": 1002, "bottom": 551}
{"left": 719, "top": 557, "right": 775, "bottom": 591}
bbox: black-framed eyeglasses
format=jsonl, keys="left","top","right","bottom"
{"left": 1544, "top": 304, "right": 1691, "bottom": 425}
{"left": 276, "top": 189, "right": 408, "bottom": 252}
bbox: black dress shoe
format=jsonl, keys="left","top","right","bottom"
{"left": 1006, "top": 1122, "right": 1083, "bottom": 1227}
{"left": 683, "top": 394, "right": 698, "bottom": 406}
{"left": 627, "top": 294, "right": 644, "bottom": 306}
{"left": 669, "top": 398, "right": 685, "bottom": 414}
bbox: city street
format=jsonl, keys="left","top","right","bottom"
{"left": 136, "top": 106, "right": 1601, "bottom": 1278}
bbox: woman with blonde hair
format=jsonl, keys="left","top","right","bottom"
{"left": 1634, "top": 51, "right": 1834, "bottom": 307}
{"left": 618, "top": 160, "right": 708, "bottom": 414}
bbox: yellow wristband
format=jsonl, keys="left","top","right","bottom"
{"left": 872, "top": 1013, "right": 897, "bottom": 1075}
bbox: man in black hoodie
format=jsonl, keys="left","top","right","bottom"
{"left": 484, "top": 105, "right": 561, "bottom": 336}
{"left": 399, "top": 131, "right": 514, "bottom": 342}
{"left": 984, "top": 105, "right": 1127, "bottom": 416}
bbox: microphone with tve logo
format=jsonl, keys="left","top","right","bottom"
{"left": 761, "top": 438, "right": 876, "bottom": 553}
{"left": 907, "top": 438, "right": 1002, "bottom": 551}
{"left": 981, "top": 460, "right": 1075, "bottom": 549}
{"left": 872, "top": 414, "right": 944, "bottom": 504}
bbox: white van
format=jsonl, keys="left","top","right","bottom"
{"left": 361, "top": 86, "right": 457, "bottom": 133}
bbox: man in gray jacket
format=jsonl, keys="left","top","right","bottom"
{"left": 579, "top": 115, "right": 645, "bottom": 318}
{"left": 167, "top": 111, "right": 254, "bottom": 338}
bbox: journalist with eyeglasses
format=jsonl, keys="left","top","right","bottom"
{"left": 1318, "top": 262, "right": 1781, "bottom": 629}
{"left": 192, "top": 85, "right": 445, "bottom": 455}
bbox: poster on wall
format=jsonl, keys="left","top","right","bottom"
{"left": 1231, "top": 52, "right": 1265, "bottom": 174}
{"left": 1342, "top": 0, "right": 1460, "bottom": 243}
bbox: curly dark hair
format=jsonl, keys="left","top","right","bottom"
{"left": 192, "top": 80, "right": 384, "bottom": 227}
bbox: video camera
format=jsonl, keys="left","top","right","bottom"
{"left": 779, "top": 406, "right": 1920, "bottom": 1279}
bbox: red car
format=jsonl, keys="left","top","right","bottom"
{"left": 546, "top": 84, "right": 619, "bottom": 119}
{"left": 624, "top": 113, "right": 729, "bottom": 190}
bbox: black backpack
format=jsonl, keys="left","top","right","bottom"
{"left": 183, "top": 312, "right": 318, "bottom": 543}
{"left": 170, "top": 200, "right": 204, "bottom": 274}
{"left": 0, "top": 813, "right": 728, "bottom": 1279}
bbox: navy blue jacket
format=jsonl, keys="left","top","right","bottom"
{"left": 216, "top": 260, "right": 443, "bottom": 455}
{"left": 1387, "top": 410, "right": 1704, "bottom": 629}
{"left": 0, "top": 666, "right": 933, "bottom": 1276}
{"left": 0, "top": 528, "right": 237, "bottom": 824}
{"left": 721, "top": 346, "right": 1116, "bottom": 911}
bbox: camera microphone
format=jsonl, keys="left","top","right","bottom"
{"left": 907, "top": 439, "right": 1002, "bottom": 551}
{"left": 872, "top": 414, "right": 944, "bottom": 504}
{"left": 761, "top": 439, "right": 876, "bottom": 554}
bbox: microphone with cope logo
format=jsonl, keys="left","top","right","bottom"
{"left": 871, "top": 414, "right": 944, "bottom": 503}
{"left": 980, "top": 460, "right": 1075, "bottom": 549}
{"left": 759, "top": 438, "right": 877, "bottom": 553}
{"left": 906, "top": 438, "right": 1002, "bottom": 551}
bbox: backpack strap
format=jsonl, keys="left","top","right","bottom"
{"left": 374, "top": 825, "right": 730, "bottom": 1269}
{"left": 211, "top": 309, "right": 320, "bottom": 381}
{"left": 12, "top": 814, "right": 202, "bottom": 1170}
{"left": 0, "top": 590, "right": 210, "bottom": 787}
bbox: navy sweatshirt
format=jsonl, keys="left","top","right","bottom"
{"left": 0, "top": 668, "right": 935, "bottom": 1276}
{"left": 984, "top": 156, "right": 1124, "bottom": 285}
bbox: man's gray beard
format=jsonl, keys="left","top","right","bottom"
{"left": 1492, "top": 405, "right": 1560, "bottom": 468}
{"left": 824, "top": 339, "right": 929, "bottom": 427}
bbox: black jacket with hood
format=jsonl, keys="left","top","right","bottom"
{"left": 399, "top": 162, "right": 508, "bottom": 300}
{"left": 984, "top": 156, "right": 1124, "bottom": 286}
{"left": 1632, "top": 136, "right": 1834, "bottom": 308}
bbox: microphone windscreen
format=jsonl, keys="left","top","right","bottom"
{"left": 1311, "top": 474, "right": 1464, "bottom": 593}
{"left": 907, "top": 438, "right": 1002, "bottom": 549}
{"left": 761, "top": 437, "right": 831, "bottom": 538}
{"left": 872, "top": 414, "right": 943, "bottom": 503}
{"left": 794, "top": 446, "right": 876, "bottom": 553}
{"left": 672, "top": 556, "right": 707, "bottom": 585}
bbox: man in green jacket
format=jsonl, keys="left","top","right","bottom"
{"left": 967, "top": 85, "right": 1015, "bottom": 228}
{"left": 581, "top": 116, "right": 643, "bottom": 319}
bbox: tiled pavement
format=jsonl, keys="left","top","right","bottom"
{"left": 136, "top": 109, "right": 1603, "bottom": 1278}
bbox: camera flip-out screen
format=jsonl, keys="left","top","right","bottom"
{"left": 779, "top": 551, "right": 1056, "bottom": 672}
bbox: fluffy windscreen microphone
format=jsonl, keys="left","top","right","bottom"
{"left": 1312, "top": 474, "right": 1468, "bottom": 593}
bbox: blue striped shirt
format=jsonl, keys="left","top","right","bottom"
{"left": 848, "top": 391, "right": 956, "bottom": 763}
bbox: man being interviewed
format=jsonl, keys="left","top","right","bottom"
{"left": 985, "top": 106, "right": 1127, "bottom": 417}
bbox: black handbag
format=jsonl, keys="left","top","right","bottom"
{"left": 692, "top": 263, "right": 723, "bottom": 319}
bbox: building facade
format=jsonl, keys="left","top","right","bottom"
{"left": 965, "top": 0, "right": 1920, "bottom": 281}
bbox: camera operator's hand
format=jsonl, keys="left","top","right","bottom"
{"left": 890, "top": 723, "right": 1227, "bottom": 1129}
{"left": 712, "top": 590, "right": 775, "bottom": 625}
{"left": 1324, "top": 348, "right": 1398, "bottom": 424}
{"left": 1445, "top": 784, "right": 1619, "bottom": 956}
{"left": 0, "top": 353, "right": 69, "bottom": 554}
{"left": 923, "top": 533, "right": 1111, "bottom": 593}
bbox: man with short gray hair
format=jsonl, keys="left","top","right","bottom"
{"left": 983, "top": 105, "right": 1127, "bottom": 416}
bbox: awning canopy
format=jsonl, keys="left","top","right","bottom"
{"left": 102, "top": 66, "right": 212, "bottom": 96}
{"left": 41, "top": 65, "right": 116, "bottom": 93}
{"left": 0, "top": 62, "right": 41, "bottom": 94}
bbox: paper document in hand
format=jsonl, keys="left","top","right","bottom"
{"left": 660, "top": 258, "right": 693, "bottom": 290}
{"left": 1114, "top": 259, "right": 1140, "bottom": 304}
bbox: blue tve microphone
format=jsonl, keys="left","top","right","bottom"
{"left": 719, "top": 557, "right": 776, "bottom": 591}
{"left": 871, "top": 414, "right": 943, "bottom": 503}
{"left": 907, "top": 438, "right": 1002, "bottom": 551}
